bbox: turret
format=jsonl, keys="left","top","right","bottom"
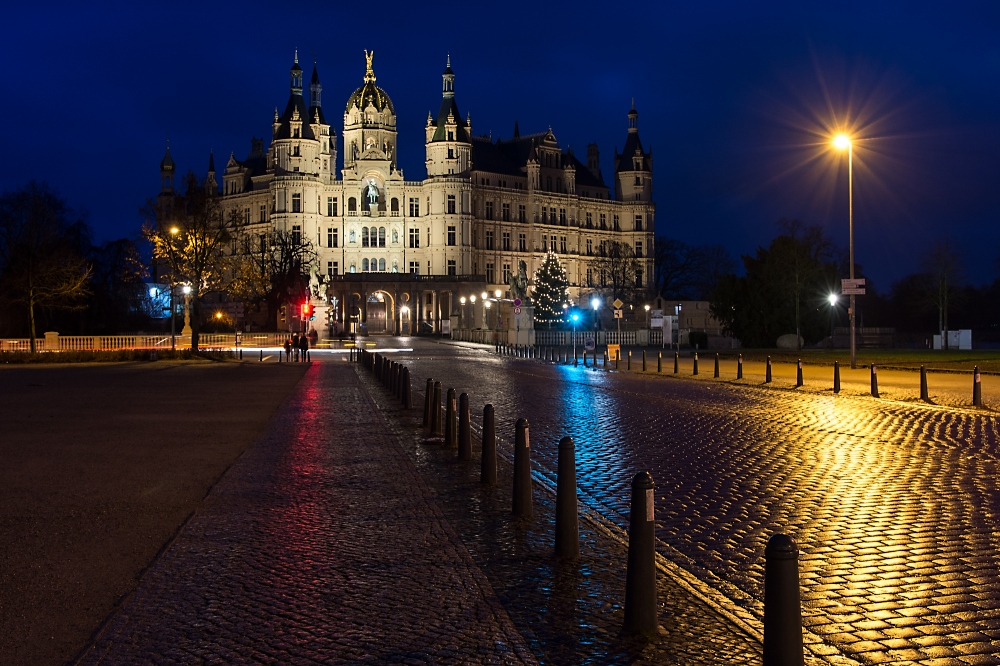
{"left": 613, "top": 100, "right": 652, "bottom": 202}
{"left": 159, "top": 141, "right": 175, "bottom": 193}
{"left": 425, "top": 54, "right": 471, "bottom": 177}
{"left": 205, "top": 150, "right": 217, "bottom": 194}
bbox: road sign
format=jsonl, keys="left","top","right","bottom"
{"left": 612, "top": 298, "right": 624, "bottom": 309}
{"left": 585, "top": 337, "right": 595, "bottom": 351}
{"left": 514, "top": 298, "right": 522, "bottom": 306}
{"left": 607, "top": 344, "right": 620, "bottom": 360}
{"left": 613, "top": 309, "right": 623, "bottom": 319}
{"left": 514, "top": 306, "right": 521, "bottom": 315}
{"left": 650, "top": 316, "right": 664, "bottom": 328}
{"left": 841, "top": 278, "right": 866, "bottom": 289}
{"left": 842, "top": 287, "right": 866, "bottom": 295}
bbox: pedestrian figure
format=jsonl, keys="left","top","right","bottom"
{"left": 283, "top": 336, "right": 292, "bottom": 360}
{"left": 299, "top": 331, "right": 309, "bottom": 361}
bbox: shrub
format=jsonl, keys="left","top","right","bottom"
{"left": 688, "top": 331, "right": 709, "bottom": 349}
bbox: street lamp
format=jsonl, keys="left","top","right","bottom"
{"left": 401, "top": 305, "right": 410, "bottom": 336}
{"left": 833, "top": 132, "right": 857, "bottom": 368}
{"left": 570, "top": 311, "right": 580, "bottom": 361}
{"left": 644, "top": 303, "right": 650, "bottom": 328}
{"left": 181, "top": 284, "right": 192, "bottom": 340}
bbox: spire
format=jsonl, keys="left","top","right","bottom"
{"left": 310, "top": 63, "right": 323, "bottom": 110}
{"left": 159, "top": 140, "right": 175, "bottom": 193}
{"left": 290, "top": 50, "right": 303, "bottom": 92}
{"left": 159, "top": 139, "right": 175, "bottom": 172}
{"left": 442, "top": 54, "right": 455, "bottom": 97}
{"left": 627, "top": 100, "right": 638, "bottom": 134}
{"left": 513, "top": 120, "right": 520, "bottom": 138}
{"left": 364, "top": 49, "right": 376, "bottom": 83}
{"left": 207, "top": 150, "right": 215, "bottom": 173}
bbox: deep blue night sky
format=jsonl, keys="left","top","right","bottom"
{"left": 2, "top": 1, "right": 998, "bottom": 290}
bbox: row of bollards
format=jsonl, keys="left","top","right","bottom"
{"left": 360, "top": 349, "right": 412, "bottom": 412}
{"left": 367, "top": 351, "right": 810, "bottom": 653}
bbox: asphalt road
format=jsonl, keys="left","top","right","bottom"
{"left": 0, "top": 361, "right": 307, "bottom": 666}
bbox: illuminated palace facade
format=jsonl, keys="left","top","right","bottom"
{"left": 164, "top": 52, "right": 654, "bottom": 334}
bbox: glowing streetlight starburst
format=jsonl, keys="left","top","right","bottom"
{"left": 832, "top": 134, "right": 852, "bottom": 150}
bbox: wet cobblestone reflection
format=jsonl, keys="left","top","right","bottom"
{"left": 396, "top": 340, "right": 1000, "bottom": 665}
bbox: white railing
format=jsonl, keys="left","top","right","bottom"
{"left": 0, "top": 332, "right": 326, "bottom": 352}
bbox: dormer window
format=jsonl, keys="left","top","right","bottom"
{"left": 293, "top": 128, "right": 300, "bottom": 138}
{"left": 448, "top": 130, "right": 454, "bottom": 141}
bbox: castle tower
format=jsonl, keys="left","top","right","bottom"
{"left": 159, "top": 141, "right": 175, "bottom": 193}
{"left": 205, "top": 150, "right": 217, "bottom": 194}
{"left": 613, "top": 101, "right": 653, "bottom": 204}
{"left": 343, "top": 50, "right": 397, "bottom": 173}
{"left": 425, "top": 54, "right": 471, "bottom": 177}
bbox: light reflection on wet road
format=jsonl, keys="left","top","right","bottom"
{"left": 375, "top": 339, "right": 1000, "bottom": 663}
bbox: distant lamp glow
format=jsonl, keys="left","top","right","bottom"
{"left": 481, "top": 291, "right": 488, "bottom": 300}
{"left": 591, "top": 297, "right": 600, "bottom": 311}
{"left": 460, "top": 296, "right": 466, "bottom": 304}
{"left": 215, "top": 311, "right": 223, "bottom": 320}
{"left": 470, "top": 295, "right": 476, "bottom": 303}
{"left": 484, "top": 300, "right": 491, "bottom": 309}
{"left": 828, "top": 294, "right": 838, "bottom": 306}
{"left": 401, "top": 305, "right": 409, "bottom": 314}
{"left": 644, "top": 304, "right": 650, "bottom": 311}
{"left": 170, "top": 226, "right": 179, "bottom": 235}
{"left": 833, "top": 134, "right": 851, "bottom": 150}
{"left": 570, "top": 312, "right": 580, "bottom": 323}
{"left": 182, "top": 285, "right": 191, "bottom": 295}
{"left": 495, "top": 289, "right": 502, "bottom": 298}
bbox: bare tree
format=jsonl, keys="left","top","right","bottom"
{"left": 226, "top": 228, "right": 317, "bottom": 329}
{"left": 922, "top": 239, "right": 962, "bottom": 349}
{"left": 589, "top": 240, "right": 643, "bottom": 302}
{"left": 143, "top": 173, "right": 234, "bottom": 350}
{"left": 0, "top": 182, "right": 91, "bottom": 351}
{"left": 777, "top": 219, "right": 835, "bottom": 350}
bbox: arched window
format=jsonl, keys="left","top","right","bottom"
{"left": 378, "top": 258, "right": 386, "bottom": 271}
{"left": 348, "top": 197, "right": 357, "bottom": 212}
{"left": 378, "top": 227, "right": 386, "bottom": 247}
{"left": 362, "top": 227, "right": 369, "bottom": 247}
{"left": 371, "top": 257, "right": 378, "bottom": 271}
{"left": 362, "top": 258, "right": 369, "bottom": 271}
{"left": 390, "top": 197, "right": 399, "bottom": 215}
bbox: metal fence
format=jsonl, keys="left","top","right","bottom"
{"left": 533, "top": 329, "right": 664, "bottom": 346}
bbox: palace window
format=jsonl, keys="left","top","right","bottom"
{"left": 409, "top": 261, "right": 420, "bottom": 275}
{"left": 486, "top": 262, "right": 495, "bottom": 283}
{"left": 447, "top": 147, "right": 454, "bottom": 159}
{"left": 292, "top": 193, "right": 301, "bottom": 213}
{"left": 409, "top": 227, "right": 420, "bottom": 248}
{"left": 447, "top": 226, "right": 456, "bottom": 246}
{"left": 502, "top": 263, "right": 511, "bottom": 284}
{"left": 518, "top": 233, "right": 526, "bottom": 252}
{"left": 518, "top": 204, "right": 526, "bottom": 223}
{"left": 560, "top": 236, "right": 566, "bottom": 253}
{"left": 447, "top": 259, "right": 456, "bottom": 276}
{"left": 485, "top": 201, "right": 493, "bottom": 220}
{"left": 549, "top": 236, "right": 556, "bottom": 252}
{"left": 485, "top": 230, "right": 494, "bottom": 250}
{"left": 502, "top": 203, "right": 510, "bottom": 221}
{"left": 391, "top": 198, "right": 399, "bottom": 216}
{"left": 348, "top": 197, "right": 357, "bottom": 212}
{"left": 362, "top": 258, "right": 369, "bottom": 271}
{"left": 409, "top": 198, "right": 420, "bottom": 217}
{"left": 379, "top": 258, "right": 386, "bottom": 272}
{"left": 635, "top": 241, "right": 643, "bottom": 258}
{"left": 260, "top": 205, "right": 266, "bottom": 222}
{"left": 586, "top": 239, "right": 592, "bottom": 255}
{"left": 586, "top": 212, "right": 592, "bottom": 228}
{"left": 636, "top": 268, "right": 643, "bottom": 288}
{"left": 502, "top": 231, "right": 511, "bottom": 251}
{"left": 378, "top": 227, "right": 386, "bottom": 247}
{"left": 292, "top": 225, "right": 301, "bottom": 245}
{"left": 613, "top": 214, "right": 620, "bottom": 230}
{"left": 327, "top": 228, "right": 336, "bottom": 248}
{"left": 635, "top": 214, "right": 643, "bottom": 231}
{"left": 559, "top": 208, "right": 566, "bottom": 225}
{"left": 447, "top": 195, "right": 456, "bottom": 214}
{"left": 600, "top": 213, "right": 607, "bottom": 229}
{"left": 362, "top": 227, "right": 370, "bottom": 247}
{"left": 587, "top": 268, "right": 593, "bottom": 285}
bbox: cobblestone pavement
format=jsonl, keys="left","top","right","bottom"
{"left": 357, "top": 367, "right": 762, "bottom": 665}
{"left": 379, "top": 338, "right": 1000, "bottom": 665}
{"left": 78, "top": 362, "right": 536, "bottom": 665}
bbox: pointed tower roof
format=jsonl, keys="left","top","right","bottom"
{"left": 309, "top": 62, "right": 326, "bottom": 124}
{"left": 431, "top": 55, "right": 469, "bottom": 142}
{"left": 159, "top": 141, "right": 175, "bottom": 171}
{"left": 207, "top": 150, "right": 215, "bottom": 173}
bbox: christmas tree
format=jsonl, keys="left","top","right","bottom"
{"left": 532, "top": 252, "right": 570, "bottom": 328}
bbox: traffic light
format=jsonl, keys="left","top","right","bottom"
{"left": 301, "top": 303, "right": 316, "bottom": 321}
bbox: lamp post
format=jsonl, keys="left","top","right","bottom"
{"left": 828, "top": 293, "right": 838, "bottom": 349}
{"left": 644, "top": 303, "right": 650, "bottom": 328}
{"left": 571, "top": 311, "right": 580, "bottom": 360}
{"left": 460, "top": 296, "right": 466, "bottom": 329}
{"left": 168, "top": 226, "right": 180, "bottom": 351}
{"left": 181, "top": 285, "right": 192, "bottom": 340}
{"left": 401, "top": 305, "right": 410, "bottom": 336}
{"left": 484, "top": 300, "right": 491, "bottom": 337}
{"left": 833, "top": 133, "right": 857, "bottom": 368}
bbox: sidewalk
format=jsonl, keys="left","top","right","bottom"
{"left": 77, "top": 363, "right": 536, "bottom": 665}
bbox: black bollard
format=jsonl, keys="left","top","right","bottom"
{"left": 833, "top": 361, "right": 841, "bottom": 394}
{"left": 796, "top": 359, "right": 803, "bottom": 387}
{"left": 512, "top": 418, "right": 532, "bottom": 519}
{"left": 627, "top": 350, "right": 632, "bottom": 371}
{"left": 423, "top": 378, "right": 434, "bottom": 427}
{"left": 766, "top": 356, "right": 772, "bottom": 383}
{"left": 402, "top": 367, "right": 412, "bottom": 408}
{"left": 974, "top": 366, "right": 983, "bottom": 408}
{"left": 574, "top": 348, "right": 578, "bottom": 366}
{"left": 279, "top": 350, "right": 283, "bottom": 363}
{"left": 555, "top": 436, "right": 580, "bottom": 559}
{"left": 445, "top": 388, "right": 457, "bottom": 448}
{"left": 616, "top": 349, "right": 620, "bottom": 371}
{"left": 714, "top": 353, "right": 720, "bottom": 378}
{"left": 458, "top": 393, "right": 471, "bottom": 460}
{"left": 763, "top": 533, "right": 804, "bottom": 666}
{"left": 239, "top": 349, "right": 243, "bottom": 360}
{"left": 260, "top": 349, "right": 263, "bottom": 362}
{"left": 920, "top": 365, "right": 928, "bottom": 402}
{"left": 431, "top": 381, "right": 443, "bottom": 435}
{"left": 642, "top": 350, "right": 646, "bottom": 372}
{"left": 481, "top": 404, "right": 497, "bottom": 485}
{"left": 737, "top": 353, "right": 743, "bottom": 379}
{"left": 870, "top": 364, "right": 879, "bottom": 398}
{"left": 674, "top": 351, "right": 679, "bottom": 374}
{"left": 693, "top": 352, "right": 699, "bottom": 376}
{"left": 623, "top": 471, "right": 657, "bottom": 635}
{"left": 657, "top": 351, "right": 662, "bottom": 373}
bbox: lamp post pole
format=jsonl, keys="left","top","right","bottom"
{"left": 848, "top": 141, "right": 856, "bottom": 369}
{"left": 170, "top": 283, "right": 176, "bottom": 350}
